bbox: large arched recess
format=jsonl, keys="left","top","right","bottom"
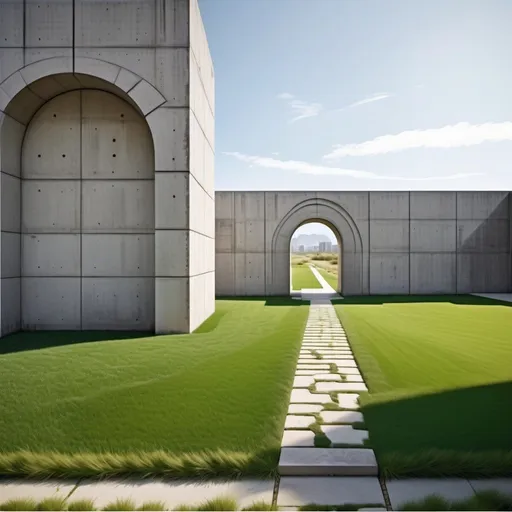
{"left": 0, "top": 58, "right": 169, "bottom": 335}
{"left": 270, "top": 199, "right": 365, "bottom": 296}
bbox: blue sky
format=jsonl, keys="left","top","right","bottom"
{"left": 199, "top": 0, "right": 512, "bottom": 192}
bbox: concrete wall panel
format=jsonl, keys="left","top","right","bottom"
{"left": 1, "top": 278, "right": 20, "bottom": 335}
{"left": 189, "top": 271, "right": 215, "bottom": 331}
{"left": 410, "top": 220, "right": 456, "bottom": 252}
{"left": 22, "top": 277, "right": 80, "bottom": 329}
{"left": 190, "top": 231, "right": 214, "bottom": 276}
{"left": 22, "top": 180, "right": 80, "bottom": 233}
{"left": 82, "top": 277, "right": 154, "bottom": 330}
{"left": 235, "top": 220, "right": 265, "bottom": 253}
{"left": 82, "top": 180, "right": 154, "bottom": 233}
{"left": 457, "top": 192, "right": 509, "bottom": 220}
{"left": 457, "top": 253, "right": 510, "bottom": 293}
{"left": 75, "top": 0, "right": 155, "bottom": 47}
{"left": 1, "top": 173, "right": 20, "bottom": 232}
{"left": 215, "top": 253, "right": 234, "bottom": 296}
{"left": 317, "top": 192, "right": 369, "bottom": 220}
{"left": 1, "top": 232, "right": 20, "bottom": 278}
{"left": 25, "top": 0, "right": 73, "bottom": 47}
{"left": 410, "top": 192, "right": 456, "bottom": 219}
{"left": 155, "top": 277, "right": 189, "bottom": 333}
{"left": 369, "top": 253, "right": 409, "bottom": 294}
{"left": 155, "top": 230, "right": 188, "bottom": 277}
{"left": 410, "top": 253, "right": 456, "bottom": 294}
{"left": 155, "top": 0, "right": 189, "bottom": 46}
{"left": 0, "top": 49, "right": 23, "bottom": 83}
{"left": 155, "top": 172, "right": 189, "bottom": 229}
{"left": 215, "top": 192, "right": 233, "bottom": 219}
{"left": 81, "top": 90, "right": 154, "bottom": 179}
{"left": 146, "top": 107, "right": 188, "bottom": 171}
{"left": 370, "top": 192, "right": 409, "bottom": 219}
{"left": 0, "top": 114, "right": 25, "bottom": 177}
{"left": 215, "top": 219, "right": 234, "bottom": 253}
{"left": 235, "top": 253, "right": 265, "bottom": 295}
{"left": 22, "top": 91, "right": 81, "bottom": 179}
{"left": 82, "top": 234, "right": 154, "bottom": 277}
{"left": 0, "top": 2, "right": 23, "bottom": 47}
{"left": 370, "top": 220, "right": 409, "bottom": 252}
{"left": 22, "top": 234, "right": 80, "bottom": 276}
{"left": 156, "top": 48, "right": 189, "bottom": 107}
{"left": 457, "top": 219, "right": 510, "bottom": 253}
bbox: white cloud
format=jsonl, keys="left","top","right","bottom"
{"left": 337, "top": 92, "right": 392, "bottom": 111}
{"left": 223, "top": 152, "right": 481, "bottom": 181}
{"left": 277, "top": 93, "right": 323, "bottom": 123}
{"left": 324, "top": 122, "right": 512, "bottom": 159}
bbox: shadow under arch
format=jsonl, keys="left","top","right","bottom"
{"left": 270, "top": 198, "right": 366, "bottom": 296}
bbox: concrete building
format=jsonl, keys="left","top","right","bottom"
{"left": 215, "top": 191, "right": 512, "bottom": 296}
{"left": 319, "top": 241, "right": 332, "bottom": 253}
{"left": 299, "top": 245, "right": 305, "bottom": 253}
{"left": 0, "top": 0, "right": 215, "bottom": 336}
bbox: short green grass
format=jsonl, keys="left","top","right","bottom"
{"left": 0, "top": 298, "right": 308, "bottom": 478}
{"left": 314, "top": 266, "right": 338, "bottom": 290}
{"left": 399, "top": 490, "right": 512, "bottom": 511}
{"left": 291, "top": 264, "right": 322, "bottom": 290}
{"left": 333, "top": 295, "right": 512, "bottom": 477}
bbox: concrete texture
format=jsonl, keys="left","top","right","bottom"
{"left": 0, "top": 0, "right": 215, "bottom": 335}
{"left": 277, "top": 477, "right": 384, "bottom": 507}
{"left": 215, "top": 191, "right": 512, "bottom": 297}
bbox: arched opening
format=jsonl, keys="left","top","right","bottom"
{"left": 1, "top": 73, "right": 155, "bottom": 334}
{"left": 290, "top": 220, "right": 343, "bottom": 295}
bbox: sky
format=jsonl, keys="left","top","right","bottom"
{"left": 199, "top": 0, "right": 512, "bottom": 191}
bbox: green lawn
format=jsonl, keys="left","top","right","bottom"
{"left": 291, "top": 264, "right": 322, "bottom": 290}
{"left": 314, "top": 266, "right": 338, "bottom": 290}
{"left": 333, "top": 295, "right": 512, "bottom": 477}
{"left": 0, "top": 298, "right": 309, "bottom": 478}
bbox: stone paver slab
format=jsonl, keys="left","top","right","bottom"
{"left": 320, "top": 411, "right": 364, "bottom": 424}
{"left": 293, "top": 376, "right": 315, "bottom": 388}
{"left": 290, "top": 389, "right": 331, "bottom": 404}
{"left": 314, "top": 374, "right": 342, "bottom": 382}
{"left": 0, "top": 480, "right": 78, "bottom": 502}
{"left": 288, "top": 403, "right": 323, "bottom": 414}
{"left": 279, "top": 448, "right": 378, "bottom": 476}
{"left": 338, "top": 393, "right": 361, "bottom": 409}
{"left": 338, "top": 368, "right": 362, "bottom": 376}
{"left": 285, "top": 415, "right": 316, "bottom": 429}
{"left": 277, "top": 476, "right": 384, "bottom": 506}
{"left": 297, "top": 364, "right": 331, "bottom": 370}
{"left": 322, "top": 359, "right": 357, "bottom": 366}
{"left": 469, "top": 478, "right": 512, "bottom": 495}
{"left": 281, "top": 430, "right": 316, "bottom": 447}
{"left": 386, "top": 478, "right": 476, "bottom": 509}
{"left": 323, "top": 425, "right": 368, "bottom": 445}
{"left": 65, "top": 479, "right": 275, "bottom": 509}
{"left": 317, "top": 382, "right": 368, "bottom": 392}
{"left": 296, "top": 370, "right": 323, "bottom": 375}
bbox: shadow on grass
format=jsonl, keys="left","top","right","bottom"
{"left": 0, "top": 330, "right": 152, "bottom": 355}
{"left": 333, "top": 295, "right": 512, "bottom": 307}
{"left": 215, "top": 296, "right": 310, "bottom": 306}
{"left": 361, "top": 381, "right": 512, "bottom": 477}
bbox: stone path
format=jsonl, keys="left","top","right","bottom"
{"left": 308, "top": 264, "right": 336, "bottom": 293}
{"left": 278, "top": 299, "right": 377, "bottom": 476}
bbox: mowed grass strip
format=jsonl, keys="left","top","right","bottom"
{"left": 0, "top": 298, "right": 309, "bottom": 477}
{"left": 314, "top": 266, "right": 338, "bottom": 290}
{"left": 291, "top": 264, "right": 322, "bottom": 290}
{"left": 333, "top": 295, "right": 512, "bottom": 477}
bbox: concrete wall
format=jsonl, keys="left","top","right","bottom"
{"left": 215, "top": 191, "right": 511, "bottom": 296}
{"left": 0, "top": 0, "right": 215, "bottom": 334}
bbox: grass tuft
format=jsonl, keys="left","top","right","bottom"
{"left": 196, "top": 496, "right": 238, "bottom": 511}
{"left": 0, "top": 446, "right": 278, "bottom": 481}
{"left": 68, "top": 499, "right": 97, "bottom": 511}
{"left": 400, "top": 490, "right": 512, "bottom": 511}
{"left": 328, "top": 363, "right": 338, "bottom": 374}
{"left": 299, "top": 504, "right": 384, "bottom": 511}
{"left": 137, "top": 501, "right": 167, "bottom": 511}
{"left": 37, "top": 497, "right": 67, "bottom": 511}
{"left": 0, "top": 499, "right": 38, "bottom": 511}
{"left": 241, "top": 501, "right": 277, "bottom": 511}
{"left": 103, "top": 498, "right": 137, "bottom": 511}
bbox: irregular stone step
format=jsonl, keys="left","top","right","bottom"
{"left": 320, "top": 410, "right": 364, "bottom": 424}
{"left": 288, "top": 403, "right": 323, "bottom": 414}
{"left": 323, "top": 425, "right": 368, "bottom": 445}
{"left": 281, "top": 430, "right": 315, "bottom": 447}
{"left": 279, "top": 447, "right": 378, "bottom": 476}
{"left": 293, "top": 376, "right": 315, "bottom": 388}
{"left": 290, "top": 389, "right": 331, "bottom": 404}
{"left": 285, "top": 415, "right": 316, "bottom": 429}
{"left": 338, "top": 393, "right": 361, "bottom": 409}
{"left": 316, "top": 382, "right": 368, "bottom": 392}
